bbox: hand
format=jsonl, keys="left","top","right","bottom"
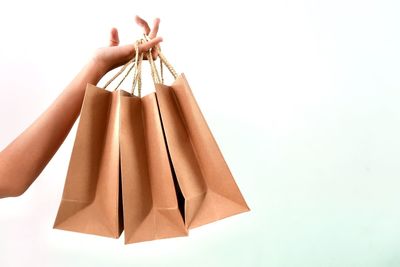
{"left": 92, "top": 16, "right": 163, "bottom": 76}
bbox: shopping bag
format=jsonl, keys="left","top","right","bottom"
{"left": 119, "top": 50, "right": 187, "bottom": 244}
{"left": 53, "top": 44, "right": 141, "bottom": 238}
{"left": 150, "top": 48, "right": 250, "bottom": 229}
{"left": 53, "top": 84, "right": 123, "bottom": 238}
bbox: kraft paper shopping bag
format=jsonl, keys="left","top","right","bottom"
{"left": 120, "top": 91, "right": 188, "bottom": 244}
{"left": 53, "top": 84, "right": 123, "bottom": 238}
{"left": 152, "top": 50, "right": 250, "bottom": 229}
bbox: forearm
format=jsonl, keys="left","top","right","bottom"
{"left": 0, "top": 59, "right": 105, "bottom": 198}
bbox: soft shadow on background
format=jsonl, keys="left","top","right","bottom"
{"left": 1, "top": 0, "right": 400, "bottom": 266}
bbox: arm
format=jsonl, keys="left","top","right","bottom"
{"left": 0, "top": 16, "right": 162, "bottom": 198}
{"left": 0, "top": 61, "right": 103, "bottom": 197}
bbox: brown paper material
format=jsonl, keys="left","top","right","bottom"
{"left": 53, "top": 84, "right": 123, "bottom": 238}
{"left": 120, "top": 91, "right": 187, "bottom": 244}
{"left": 155, "top": 73, "right": 250, "bottom": 229}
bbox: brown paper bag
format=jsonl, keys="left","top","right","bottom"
{"left": 53, "top": 84, "right": 123, "bottom": 238}
{"left": 152, "top": 51, "right": 250, "bottom": 229}
{"left": 119, "top": 50, "right": 187, "bottom": 244}
{"left": 120, "top": 92, "right": 188, "bottom": 244}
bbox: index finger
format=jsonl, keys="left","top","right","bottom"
{"left": 135, "top": 15, "right": 151, "bottom": 35}
{"left": 138, "top": 36, "right": 163, "bottom": 53}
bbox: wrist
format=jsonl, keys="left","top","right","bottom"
{"left": 84, "top": 57, "right": 107, "bottom": 85}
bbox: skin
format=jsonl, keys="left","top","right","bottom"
{"left": 0, "top": 16, "right": 162, "bottom": 198}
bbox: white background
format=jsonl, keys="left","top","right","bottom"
{"left": 1, "top": 0, "right": 400, "bottom": 266}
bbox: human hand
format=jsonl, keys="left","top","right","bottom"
{"left": 92, "top": 15, "right": 162, "bottom": 76}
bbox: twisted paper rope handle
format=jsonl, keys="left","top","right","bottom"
{"left": 101, "top": 34, "right": 178, "bottom": 96}
{"left": 102, "top": 40, "right": 143, "bottom": 95}
{"left": 142, "top": 34, "right": 178, "bottom": 80}
{"left": 147, "top": 47, "right": 161, "bottom": 84}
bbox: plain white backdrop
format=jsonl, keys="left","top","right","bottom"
{"left": 1, "top": 0, "right": 400, "bottom": 266}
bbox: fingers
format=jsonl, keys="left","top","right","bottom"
{"left": 138, "top": 36, "right": 163, "bottom": 53}
{"left": 135, "top": 15, "right": 151, "bottom": 35}
{"left": 141, "top": 17, "right": 161, "bottom": 59}
{"left": 134, "top": 16, "right": 162, "bottom": 59}
{"left": 149, "top": 18, "right": 160, "bottom": 39}
{"left": 109, "top": 27, "right": 119, "bottom": 47}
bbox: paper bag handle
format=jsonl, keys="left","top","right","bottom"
{"left": 102, "top": 40, "right": 144, "bottom": 95}
{"left": 142, "top": 34, "right": 178, "bottom": 81}
{"left": 101, "top": 35, "right": 179, "bottom": 95}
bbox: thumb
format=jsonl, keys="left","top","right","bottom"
{"left": 109, "top": 28, "right": 119, "bottom": 47}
